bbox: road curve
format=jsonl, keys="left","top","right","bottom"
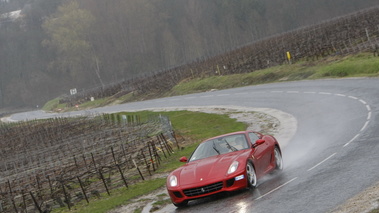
{"left": 9, "top": 78, "right": 379, "bottom": 213}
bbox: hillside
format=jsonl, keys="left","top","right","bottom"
{"left": 0, "top": 0, "right": 378, "bottom": 109}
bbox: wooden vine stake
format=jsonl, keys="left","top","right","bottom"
{"left": 98, "top": 168, "right": 110, "bottom": 195}
{"left": 60, "top": 181, "right": 71, "bottom": 210}
{"left": 76, "top": 176, "right": 89, "bottom": 203}
{"left": 111, "top": 147, "right": 128, "bottom": 188}
{"left": 133, "top": 160, "right": 145, "bottom": 181}
{"left": 29, "top": 191, "right": 42, "bottom": 213}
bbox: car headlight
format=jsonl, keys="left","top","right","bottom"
{"left": 228, "top": 161, "right": 239, "bottom": 174}
{"left": 169, "top": 175, "right": 178, "bottom": 187}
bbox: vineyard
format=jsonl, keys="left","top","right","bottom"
{"left": 2, "top": 5, "right": 379, "bottom": 213}
{"left": 0, "top": 114, "right": 182, "bottom": 212}
{"left": 60, "top": 6, "right": 379, "bottom": 107}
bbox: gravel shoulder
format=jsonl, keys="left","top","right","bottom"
{"left": 330, "top": 182, "right": 379, "bottom": 213}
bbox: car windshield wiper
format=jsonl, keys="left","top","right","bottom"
{"left": 224, "top": 140, "right": 237, "bottom": 151}
{"left": 212, "top": 141, "right": 220, "bottom": 155}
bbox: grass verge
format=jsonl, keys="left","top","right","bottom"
{"left": 169, "top": 52, "right": 379, "bottom": 95}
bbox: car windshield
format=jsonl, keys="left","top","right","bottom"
{"left": 189, "top": 134, "right": 249, "bottom": 162}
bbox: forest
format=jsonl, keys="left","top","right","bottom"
{"left": 0, "top": 0, "right": 378, "bottom": 109}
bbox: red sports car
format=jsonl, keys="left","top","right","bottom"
{"left": 166, "top": 130, "right": 283, "bottom": 207}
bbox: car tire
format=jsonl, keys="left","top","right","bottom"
{"left": 246, "top": 161, "right": 257, "bottom": 188}
{"left": 274, "top": 146, "right": 283, "bottom": 171}
{"left": 173, "top": 200, "right": 188, "bottom": 208}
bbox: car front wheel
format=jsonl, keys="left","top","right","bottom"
{"left": 246, "top": 161, "right": 257, "bottom": 188}
{"left": 274, "top": 146, "right": 283, "bottom": 171}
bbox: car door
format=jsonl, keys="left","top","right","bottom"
{"left": 249, "top": 132, "right": 272, "bottom": 177}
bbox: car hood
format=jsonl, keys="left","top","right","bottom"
{"left": 177, "top": 151, "right": 246, "bottom": 186}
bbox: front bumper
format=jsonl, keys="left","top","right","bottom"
{"left": 167, "top": 171, "right": 247, "bottom": 205}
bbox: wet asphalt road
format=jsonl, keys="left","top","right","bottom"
{"left": 10, "top": 78, "right": 379, "bottom": 213}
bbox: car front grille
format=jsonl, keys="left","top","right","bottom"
{"left": 183, "top": 182, "right": 223, "bottom": 197}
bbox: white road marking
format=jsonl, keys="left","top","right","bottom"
{"left": 366, "top": 105, "right": 371, "bottom": 111}
{"left": 344, "top": 134, "right": 360, "bottom": 147}
{"left": 348, "top": 96, "right": 358, "bottom": 100}
{"left": 360, "top": 120, "right": 370, "bottom": 132}
{"left": 307, "top": 153, "right": 337, "bottom": 171}
{"left": 319, "top": 92, "right": 332, "bottom": 95}
{"left": 368, "top": 111, "right": 372, "bottom": 120}
{"left": 254, "top": 177, "right": 298, "bottom": 200}
{"left": 335, "top": 94, "right": 346, "bottom": 97}
{"left": 359, "top": 99, "right": 367, "bottom": 105}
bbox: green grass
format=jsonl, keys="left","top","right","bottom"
{"left": 42, "top": 97, "right": 66, "bottom": 111}
{"left": 170, "top": 53, "right": 379, "bottom": 95}
{"left": 79, "top": 98, "right": 109, "bottom": 108}
{"left": 311, "top": 54, "right": 379, "bottom": 78}
{"left": 120, "top": 110, "right": 247, "bottom": 141}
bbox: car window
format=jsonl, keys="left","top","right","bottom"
{"left": 189, "top": 134, "right": 249, "bottom": 162}
{"left": 249, "top": 132, "right": 260, "bottom": 145}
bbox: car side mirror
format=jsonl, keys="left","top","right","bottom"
{"left": 179, "top": 156, "right": 188, "bottom": 162}
{"left": 253, "top": 139, "right": 265, "bottom": 148}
